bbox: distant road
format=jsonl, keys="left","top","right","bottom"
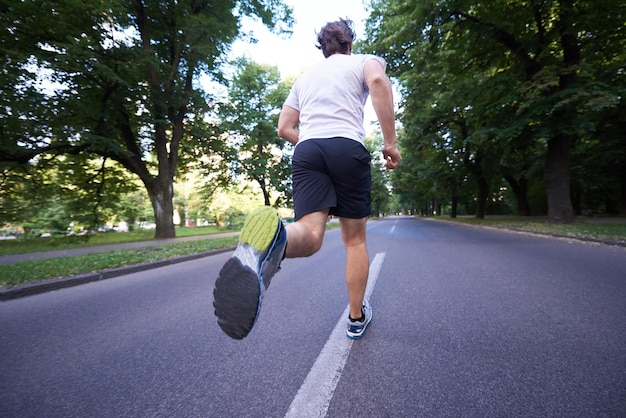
{"left": 1, "top": 217, "right": 624, "bottom": 417}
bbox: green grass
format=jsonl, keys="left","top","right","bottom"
{"left": 0, "top": 236, "right": 239, "bottom": 288}
{"left": 0, "top": 225, "right": 234, "bottom": 256}
{"left": 434, "top": 216, "right": 626, "bottom": 242}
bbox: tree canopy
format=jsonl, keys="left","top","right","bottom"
{"left": 219, "top": 58, "right": 293, "bottom": 207}
{"left": 3, "top": 1, "right": 624, "bottom": 235}
{"left": 1, "top": 0, "right": 293, "bottom": 237}
{"left": 362, "top": 0, "right": 625, "bottom": 221}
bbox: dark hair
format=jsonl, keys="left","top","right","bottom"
{"left": 316, "top": 18, "right": 355, "bottom": 58}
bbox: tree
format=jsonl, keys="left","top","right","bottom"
{"left": 363, "top": 0, "right": 625, "bottom": 223}
{"left": 1, "top": 154, "right": 138, "bottom": 233}
{"left": 0, "top": 0, "right": 293, "bottom": 238}
{"left": 219, "top": 58, "right": 293, "bottom": 207}
{"left": 364, "top": 135, "right": 393, "bottom": 217}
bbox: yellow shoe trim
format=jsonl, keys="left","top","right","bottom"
{"left": 240, "top": 206, "right": 279, "bottom": 252}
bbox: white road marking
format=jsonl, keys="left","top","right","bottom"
{"left": 390, "top": 225, "right": 396, "bottom": 234}
{"left": 284, "top": 252, "right": 386, "bottom": 418}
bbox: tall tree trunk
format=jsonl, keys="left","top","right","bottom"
{"left": 544, "top": 134, "right": 574, "bottom": 223}
{"left": 450, "top": 193, "right": 458, "bottom": 218}
{"left": 619, "top": 168, "right": 626, "bottom": 216}
{"left": 254, "top": 175, "right": 271, "bottom": 206}
{"left": 464, "top": 147, "right": 489, "bottom": 220}
{"left": 146, "top": 177, "right": 175, "bottom": 238}
{"left": 504, "top": 175, "right": 531, "bottom": 216}
{"left": 432, "top": 197, "right": 441, "bottom": 216}
{"left": 475, "top": 177, "right": 489, "bottom": 219}
{"left": 262, "top": 186, "right": 270, "bottom": 207}
{"left": 542, "top": 0, "right": 578, "bottom": 224}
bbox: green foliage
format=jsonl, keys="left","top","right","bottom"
{"left": 218, "top": 58, "right": 294, "bottom": 207}
{"left": 0, "top": 236, "right": 239, "bottom": 287}
{"left": 0, "top": 0, "right": 294, "bottom": 238}
{"left": 364, "top": 134, "right": 392, "bottom": 216}
{"left": 199, "top": 183, "right": 264, "bottom": 227}
{"left": 1, "top": 154, "right": 141, "bottom": 232}
{"left": 362, "top": 0, "right": 626, "bottom": 220}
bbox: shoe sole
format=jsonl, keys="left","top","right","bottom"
{"left": 213, "top": 206, "right": 281, "bottom": 340}
{"left": 213, "top": 257, "right": 260, "bottom": 340}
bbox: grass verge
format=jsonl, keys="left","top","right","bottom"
{"left": 433, "top": 216, "right": 626, "bottom": 243}
{"left": 0, "top": 226, "right": 235, "bottom": 257}
{"left": 0, "top": 236, "right": 238, "bottom": 288}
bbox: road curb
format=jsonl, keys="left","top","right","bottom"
{"left": 426, "top": 218, "right": 626, "bottom": 248}
{"left": 501, "top": 227, "right": 626, "bottom": 248}
{"left": 0, "top": 247, "right": 235, "bottom": 301}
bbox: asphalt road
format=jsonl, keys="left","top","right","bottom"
{"left": 1, "top": 216, "right": 625, "bottom": 417}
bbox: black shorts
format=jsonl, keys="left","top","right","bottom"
{"left": 292, "top": 137, "right": 371, "bottom": 220}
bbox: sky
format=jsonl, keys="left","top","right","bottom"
{"left": 222, "top": 0, "right": 383, "bottom": 133}
{"left": 230, "top": 0, "right": 371, "bottom": 78}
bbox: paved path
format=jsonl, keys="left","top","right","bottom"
{"left": 0, "top": 232, "right": 239, "bottom": 265}
{"left": 2, "top": 217, "right": 625, "bottom": 417}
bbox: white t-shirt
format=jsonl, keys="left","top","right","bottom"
{"left": 283, "top": 53, "right": 386, "bottom": 145}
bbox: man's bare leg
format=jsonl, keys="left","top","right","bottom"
{"left": 284, "top": 210, "right": 329, "bottom": 258}
{"left": 339, "top": 216, "right": 369, "bottom": 319}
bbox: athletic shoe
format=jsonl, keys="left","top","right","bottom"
{"left": 213, "top": 206, "right": 287, "bottom": 339}
{"left": 346, "top": 298, "right": 373, "bottom": 339}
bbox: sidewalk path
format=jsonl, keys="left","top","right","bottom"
{"left": 0, "top": 232, "right": 239, "bottom": 265}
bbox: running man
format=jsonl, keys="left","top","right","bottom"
{"left": 213, "top": 18, "right": 401, "bottom": 340}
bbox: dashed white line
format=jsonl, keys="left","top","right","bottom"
{"left": 284, "top": 252, "right": 386, "bottom": 418}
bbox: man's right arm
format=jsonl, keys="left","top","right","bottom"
{"left": 363, "top": 59, "right": 402, "bottom": 170}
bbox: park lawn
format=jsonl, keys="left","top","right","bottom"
{"left": 0, "top": 226, "right": 235, "bottom": 257}
{"left": 437, "top": 216, "right": 626, "bottom": 243}
{"left": 0, "top": 236, "right": 239, "bottom": 288}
